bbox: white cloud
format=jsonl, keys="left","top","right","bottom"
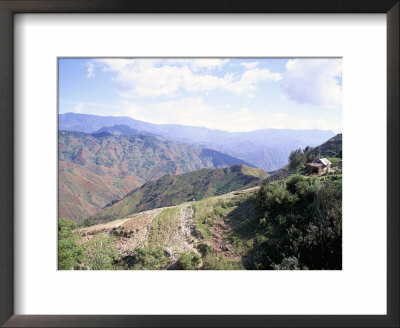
{"left": 281, "top": 59, "right": 342, "bottom": 108}
{"left": 226, "top": 68, "right": 281, "bottom": 96}
{"left": 86, "top": 62, "right": 95, "bottom": 79}
{"left": 91, "top": 59, "right": 280, "bottom": 98}
{"left": 240, "top": 61, "right": 258, "bottom": 69}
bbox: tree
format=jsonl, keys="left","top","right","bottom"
{"left": 288, "top": 148, "right": 306, "bottom": 170}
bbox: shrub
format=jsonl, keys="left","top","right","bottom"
{"left": 83, "top": 218, "right": 96, "bottom": 227}
{"left": 127, "top": 247, "right": 171, "bottom": 270}
{"left": 177, "top": 252, "right": 201, "bottom": 270}
{"left": 251, "top": 174, "right": 342, "bottom": 270}
{"left": 196, "top": 243, "right": 213, "bottom": 257}
{"left": 83, "top": 235, "right": 118, "bottom": 270}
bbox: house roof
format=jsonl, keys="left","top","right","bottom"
{"left": 316, "top": 158, "right": 332, "bottom": 166}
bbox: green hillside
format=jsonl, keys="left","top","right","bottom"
{"left": 310, "top": 133, "right": 342, "bottom": 158}
{"left": 89, "top": 164, "right": 268, "bottom": 224}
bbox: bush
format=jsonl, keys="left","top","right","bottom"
{"left": 83, "top": 235, "right": 118, "bottom": 270}
{"left": 127, "top": 247, "right": 171, "bottom": 270}
{"left": 252, "top": 174, "right": 342, "bottom": 270}
{"left": 83, "top": 218, "right": 96, "bottom": 227}
{"left": 196, "top": 243, "right": 213, "bottom": 257}
{"left": 177, "top": 252, "right": 201, "bottom": 270}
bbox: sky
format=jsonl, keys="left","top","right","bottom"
{"left": 59, "top": 58, "right": 342, "bottom": 133}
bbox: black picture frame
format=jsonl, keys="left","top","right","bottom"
{"left": 0, "top": 1, "right": 398, "bottom": 327}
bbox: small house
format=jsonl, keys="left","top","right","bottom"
{"left": 315, "top": 158, "right": 332, "bottom": 172}
{"left": 306, "top": 162, "right": 323, "bottom": 174}
{"left": 306, "top": 158, "right": 332, "bottom": 175}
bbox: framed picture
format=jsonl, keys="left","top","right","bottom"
{"left": 0, "top": 0, "right": 398, "bottom": 327}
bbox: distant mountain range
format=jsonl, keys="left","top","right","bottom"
{"left": 88, "top": 164, "right": 268, "bottom": 224}
{"left": 59, "top": 131, "right": 252, "bottom": 221}
{"left": 59, "top": 113, "right": 335, "bottom": 171}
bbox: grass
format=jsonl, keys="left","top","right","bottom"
{"left": 190, "top": 198, "right": 220, "bottom": 240}
{"left": 147, "top": 207, "right": 183, "bottom": 249}
{"left": 202, "top": 253, "right": 243, "bottom": 270}
{"left": 327, "top": 157, "right": 341, "bottom": 167}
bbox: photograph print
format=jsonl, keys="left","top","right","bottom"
{"left": 58, "top": 58, "right": 342, "bottom": 270}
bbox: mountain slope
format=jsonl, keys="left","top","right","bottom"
{"left": 89, "top": 164, "right": 268, "bottom": 224}
{"left": 59, "top": 113, "right": 335, "bottom": 171}
{"left": 310, "top": 133, "right": 342, "bottom": 158}
{"left": 59, "top": 161, "right": 144, "bottom": 221}
{"left": 59, "top": 131, "right": 253, "bottom": 222}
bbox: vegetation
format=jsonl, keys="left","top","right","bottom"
{"left": 288, "top": 148, "right": 307, "bottom": 170}
{"left": 202, "top": 254, "right": 243, "bottom": 270}
{"left": 147, "top": 208, "right": 182, "bottom": 249}
{"left": 58, "top": 218, "right": 119, "bottom": 270}
{"left": 123, "top": 247, "right": 173, "bottom": 270}
{"left": 58, "top": 218, "right": 84, "bottom": 270}
{"left": 177, "top": 252, "right": 201, "bottom": 270}
{"left": 82, "top": 235, "right": 118, "bottom": 270}
{"left": 83, "top": 218, "right": 96, "bottom": 227}
{"left": 310, "top": 133, "right": 342, "bottom": 159}
{"left": 327, "top": 157, "right": 341, "bottom": 167}
{"left": 251, "top": 174, "right": 342, "bottom": 269}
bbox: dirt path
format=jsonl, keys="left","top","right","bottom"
{"left": 162, "top": 204, "right": 198, "bottom": 262}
